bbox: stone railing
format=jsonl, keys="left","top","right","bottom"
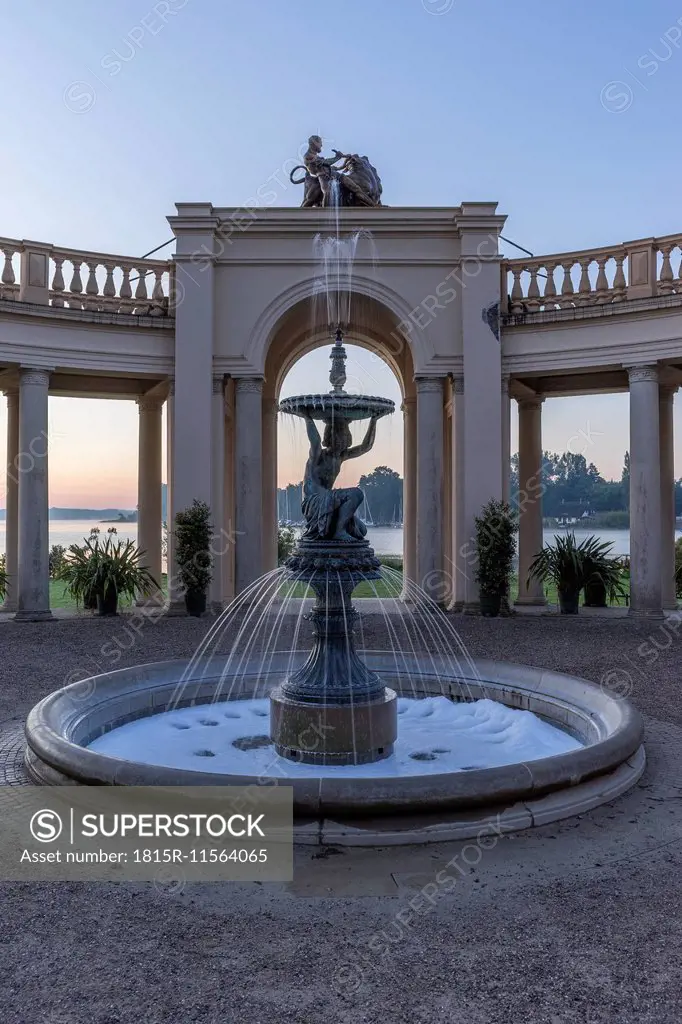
{"left": 502, "top": 233, "right": 682, "bottom": 315}
{"left": 0, "top": 236, "right": 174, "bottom": 316}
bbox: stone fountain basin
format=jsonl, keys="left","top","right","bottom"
{"left": 279, "top": 393, "right": 395, "bottom": 422}
{"left": 24, "top": 653, "right": 644, "bottom": 843}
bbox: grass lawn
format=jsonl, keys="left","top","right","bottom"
{"left": 47, "top": 570, "right": 633, "bottom": 611}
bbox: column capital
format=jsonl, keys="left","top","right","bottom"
{"left": 2, "top": 386, "right": 18, "bottom": 399}
{"left": 501, "top": 374, "right": 510, "bottom": 395}
{"left": 235, "top": 376, "right": 264, "bottom": 394}
{"left": 212, "top": 374, "right": 226, "bottom": 395}
{"left": 415, "top": 375, "right": 445, "bottom": 394}
{"left": 400, "top": 395, "right": 416, "bottom": 412}
{"left": 451, "top": 375, "right": 464, "bottom": 395}
{"left": 659, "top": 382, "right": 678, "bottom": 401}
{"left": 626, "top": 363, "right": 659, "bottom": 384}
{"left": 137, "top": 395, "right": 163, "bottom": 413}
{"left": 517, "top": 393, "right": 544, "bottom": 410}
{"left": 167, "top": 376, "right": 175, "bottom": 397}
{"left": 19, "top": 367, "right": 51, "bottom": 387}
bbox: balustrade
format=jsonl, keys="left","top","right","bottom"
{"left": 0, "top": 236, "right": 174, "bottom": 315}
{"left": 503, "top": 233, "right": 682, "bottom": 316}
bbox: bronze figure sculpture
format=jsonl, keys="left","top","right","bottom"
{"left": 290, "top": 136, "right": 383, "bottom": 208}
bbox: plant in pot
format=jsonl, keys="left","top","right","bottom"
{"left": 474, "top": 498, "right": 517, "bottom": 617}
{"left": 528, "top": 533, "right": 626, "bottom": 614}
{"left": 60, "top": 535, "right": 157, "bottom": 615}
{"left": 175, "top": 500, "right": 213, "bottom": 616}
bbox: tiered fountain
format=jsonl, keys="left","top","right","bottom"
{"left": 272, "top": 328, "right": 396, "bottom": 765}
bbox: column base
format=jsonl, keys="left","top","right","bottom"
{"left": 135, "top": 592, "right": 164, "bottom": 609}
{"left": 628, "top": 606, "right": 665, "bottom": 620}
{"left": 14, "top": 609, "right": 53, "bottom": 622}
{"left": 164, "top": 600, "right": 189, "bottom": 617}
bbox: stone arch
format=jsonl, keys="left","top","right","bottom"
{"left": 258, "top": 282, "right": 418, "bottom": 582}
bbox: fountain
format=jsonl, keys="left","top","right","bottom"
{"left": 22, "top": 141, "right": 646, "bottom": 843}
{"left": 272, "top": 327, "right": 396, "bottom": 765}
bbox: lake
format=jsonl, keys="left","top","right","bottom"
{"left": 0, "top": 522, "right": 677, "bottom": 560}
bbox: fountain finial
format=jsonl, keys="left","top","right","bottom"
{"left": 329, "top": 327, "right": 347, "bottom": 394}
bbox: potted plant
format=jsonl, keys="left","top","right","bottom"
{"left": 474, "top": 498, "right": 517, "bottom": 617}
{"left": 60, "top": 535, "right": 157, "bottom": 615}
{"left": 528, "top": 533, "right": 626, "bottom": 614}
{"left": 175, "top": 500, "right": 213, "bottom": 616}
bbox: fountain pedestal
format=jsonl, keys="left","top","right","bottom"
{"left": 270, "top": 539, "right": 397, "bottom": 765}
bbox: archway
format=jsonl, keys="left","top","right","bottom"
{"left": 261, "top": 290, "right": 417, "bottom": 581}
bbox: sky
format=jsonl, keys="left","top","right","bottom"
{"left": 1, "top": 0, "right": 681, "bottom": 504}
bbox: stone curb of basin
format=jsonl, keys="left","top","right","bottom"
{"left": 24, "top": 654, "right": 645, "bottom": 845}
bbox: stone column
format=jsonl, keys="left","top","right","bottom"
{"left": 515, "top": 395, "right": 545, "bottom": 606}
{"left": 210, "top": 375, "right": 227, "bottom": 611}
{"left": 16, "top": 367, "right": 52, "bottom": 621}
{"left": 261, "top": 396, "right": 279, "bottom": 573}
{"left": 416, "top": 376, "right": 445, "bottom": 600}
{"left": 223, "top": 378, "right": 236, "bottom": 603}
{"left": 660, "top": 384, "right": 677, "bottom": 610}
{"left": 165, "top": 381, "right": 180, "bottom": 606}
{"left": 449, "top": 375, "right": 466, "bottom": 611}
{"left": 2, "top": 388, "right": 19, "bottom": 612}
{"left": 136, "top": 396, "right": 163, "bottom": 604}
{"left": 234, "top": 377, "right": 263, "bottom": 596}
{"left": 501, "top": 375, "right": 511, "bottom": 504}
{"left": 401, "top": 396, "right": 417, "bottom": 592}
{"left": 628, "top": 365, "right": 663, "bottom": 617}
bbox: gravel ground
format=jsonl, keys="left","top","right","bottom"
{"left": 1, "top": 610, "right": 681, "bottom": 1024}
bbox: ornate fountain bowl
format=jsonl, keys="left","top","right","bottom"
{"left": 279, "top": 392, "right": 395, "bottom": 422}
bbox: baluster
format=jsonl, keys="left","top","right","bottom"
{"left": 68, "top": 261, "right": 84, "bottom": 309}
{"left": 152, "top": 268, "right": 165, "bottom": 309}
{"left": 50, "top": 257, "right": 65, "bottom": 307}
{"left": 510, "top": 266, "right": 524, "bottom": 313}
{"left": 612, "top": 254, "right": 626, "bottom": 300}
{"left": 84, "top": 261, "right": 100, "bottom": 310}
{"left": 134, "top": 268, "right": 150, "bottom": 314}
{"left": 659, "top": 245, "right": 674, "bottom": 295}
{"left": 0, "top": 247, "right": 16, "bottom": 298}
{"left": 595, "top": 258, "right": 609, "bottom": 302}
{"left": 559, "top": 262, "right": 575, "bottom": 307}
{"left": 119, "top": 265, "right": 133, "bottom": 312}
{"left": 578, "top": 258, "right": 592, "bottom": 305}
{"left": 526, "top": 264, "right": 540, "bottom": 311}
{"left": 102, "top": 263, "right": 116, "bottom": 310}
{"left": 675, "top": 248, "right": 682, "bottom": 294}
{"left": 543, "top": 263, "right": 557, "bottom": 308}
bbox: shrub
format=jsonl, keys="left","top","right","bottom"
{"left": 474, "top": 499, "right": 517, "bottom": 597}
{"left": 278, "top": 526, "right": 297, "bottom": 565}
{"left": 175, "top": 500, "right": 213, "bottom": 596}
{"left": 528, "top": 533, "right": 626, "bottom": 605}
{"left": 49, "top": 544, "right": 67, "bottom": 580}
{"left": 60, "top": 535, "right": 157, "bottom": 612}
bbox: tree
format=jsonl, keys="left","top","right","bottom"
{"left": 357, "top": 466, "right": 403, "bottom": 524}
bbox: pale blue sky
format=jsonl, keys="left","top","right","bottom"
{"left": 1, "top": 0, "right": 681, "bottom": 502}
